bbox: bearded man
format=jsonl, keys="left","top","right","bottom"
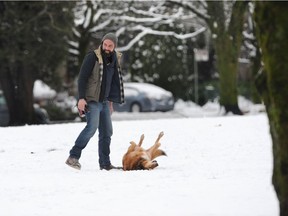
{"left": 66, "top": 33, "right": 124, "bottom": 171}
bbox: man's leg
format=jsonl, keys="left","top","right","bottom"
{"left": 98, "top": 101, "right": 113, "bottom": 168}
{"left": 69, "top": 101, "right": 100, "bottom": 159}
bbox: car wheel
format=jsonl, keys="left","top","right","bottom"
{"left": 130, "top": 103, "right": 141, "bottom": 112}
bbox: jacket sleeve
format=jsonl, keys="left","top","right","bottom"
{"left": 77, "top": 52, "right": 97, "bottom": 99}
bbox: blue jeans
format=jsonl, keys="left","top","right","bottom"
{"left": 69, "top": 101, "right": 113, "bottom": 167}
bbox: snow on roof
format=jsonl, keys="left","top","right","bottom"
{"left": 125, "top": 82, "right": 172, "bottom": 98}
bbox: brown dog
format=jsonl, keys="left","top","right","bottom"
{"left": 122, "top": 131, "right": 167, "bottom": 171}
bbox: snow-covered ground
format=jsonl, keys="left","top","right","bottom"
{"left": 111, "top": 96, "right": 266, "bottom": 121}
{"left": 0, "top": 102, "right": 279, "bottom": 216}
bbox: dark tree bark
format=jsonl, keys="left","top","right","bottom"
{"left": 255, "top": 2, "right": 288, "bottom": 215}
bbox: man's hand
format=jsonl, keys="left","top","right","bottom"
{"left": 78, "top": 99, "right": 87, "bottom": 111}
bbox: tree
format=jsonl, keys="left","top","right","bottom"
{"left": 168, "top": 0, "right": 248, "bottom": 114}
{"left": 208, "top": 1, "right": 248, "bottom": 114}
{"left": 69, "top": 0, "right": 132, "bottom": 77}
{"left": 254, "top": 2, "right": 288, "bottom": 215}
{"left": 69, "top": 0, "right": 206, "bottom": 101}
{"left": 0, "top": 2, "right": 75, "bottom": 125}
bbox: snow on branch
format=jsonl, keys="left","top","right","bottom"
{"left": 243, "top": 30, "right": 255, "bottom": 40}
{"left": 83, "top": 7, "right": 92, "bottom": 28}
{"left": 93, "top": 8, "right": 126, "bottom": 23}
{"left": 89, "top": 19, "right": 113, "bottom": 32}
{"left": 73, "top": 0, "right": 207, "bottom": 53}
{"left": 117, "top": 25, "right": 206, "bottom": 52}
{"left": 119, "top": 15, "right": 163, "bottom": 23}
{"left": 167, "top": 0, "right": 210, "bottom": 20}
{"left": 72, "top": 27, "right": 81, "bottom": 38}
{"left": 88, "top": 5, "right": 197, "bottom": 36}
{"left": 130, "top": 6, "right": 185, "bottom": 20}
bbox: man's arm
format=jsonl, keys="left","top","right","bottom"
{"left": 77, "top": 52, "right": 96, "bottom": 100}
{"left": 77, "top": 52, "right": 96, "bottom": 111}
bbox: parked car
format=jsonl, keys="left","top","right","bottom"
{"left": 113, "top": 82, "right": 175, "bottom": 112}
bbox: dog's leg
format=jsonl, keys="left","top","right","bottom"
{"left": 128, "top": 141, "right": 137, "bottom": 152}
{"left": 146, "top": 132, "right": 164, "bottom": 159}
{"left": 154, "top": 131, "right": 164, "bottom": 145}
{"left": 138, "top": 134, "right": 145, "bottom": 147}
{"left": 146, "top": 143, "right": 167, "bottom": 160}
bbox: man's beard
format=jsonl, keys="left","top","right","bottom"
{"left": 102, "top": 49, "right": 113, "bottom": 58}
{"left": 101, "top": 48, "right": 114, "bottom": 64}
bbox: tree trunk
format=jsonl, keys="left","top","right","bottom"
{"left": 17, "top": 61, "right": 35, "bottom": 125}
{"left": 0, "top": 61, "right": 35, "bottom": 126}
{"left": 0, "top": 64, "right": 16, "bottom": 124}
{"left": 215, "top": 33, "right": 242, "bottom": 115}
{"left": 207, "top": 1, "right": 247, "bottom": 115}
{"left": 251, "top": 43, "right": 262, "bottom": 104}
{"left": 255, "top": 2, "right": 288, "bottom": 215}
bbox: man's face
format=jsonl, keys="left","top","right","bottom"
{"left": 102, "top": 39, "right": 115, "bottom": 54}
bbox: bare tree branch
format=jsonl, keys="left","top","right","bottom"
{"left": 117, "top": 25, "right": 206, "bottom": 52}
{"left": 166, "top": 0, "right": 210, "bottom": 22}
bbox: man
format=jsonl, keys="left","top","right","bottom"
{"left": 66, "top": 33, "right": 124, "bottom": 171}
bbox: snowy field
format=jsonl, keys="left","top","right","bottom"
{"left": 0, "top": 111, "right": 279, "bottom": 216}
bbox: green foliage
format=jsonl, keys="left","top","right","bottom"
{"left": 0, "top": 1, "right": 75, "bottom": 125}
{"left": 126, "top": 31, "right": 217, "bottom": 103}
{"left": 126, "top": 19, "right": 216, "bottom": 102}
{"left": 128, "top": 33, "right": 193, "bottom": 100}
{"left": 0, "top": 1, "right": 75, "bottom": 89}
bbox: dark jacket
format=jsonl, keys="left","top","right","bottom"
{"left": 77, "top": 46, "right": 124, "bottom": 104}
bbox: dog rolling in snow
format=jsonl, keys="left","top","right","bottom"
{"left": 122, "top": 131, "right": 167, "bottom": 171}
